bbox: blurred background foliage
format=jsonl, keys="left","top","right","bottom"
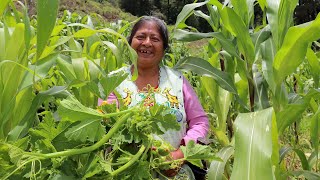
{"left": 24, "top": 0, "right": 320, "bottom": 30}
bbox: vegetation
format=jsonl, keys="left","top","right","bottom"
{"left": 0, "top": 0, "right": 320, "bottom": 179}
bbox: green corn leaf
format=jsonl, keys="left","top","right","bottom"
{"left": 37, "top": 0, "right": 59, "bottom": 59}
{"left": 89, "top": 41, "right": 101, "bottom": 58}
{"left": 10, "top": 87, "right": 34, "bottom": 135}
{"left": 290, "top": 171, "right": 320, "bottom": 180}
{"left": 194, "top": 10, "right": 215, "bottom": 30}
{"left": 277, "top": 0, "right": 298, "bottom": 49}
{"left": 173, "top": 29, "right": 241, "bottom": 60}
{"left": 0, "top": 0, "right": 10, "bottom": 17}
{"left": 16, "top": 1, "right": 32, "bottom": 52}
{"left": 253, "top": 64, "right": 270, "bottom": 110}
{"left": 276, "top": 100, "right": 307, "bottom": 134}
{"left": 273, "top": 14, "right": 320, "bottom": 85}
{"left": 73, "top": 28, "right": 96, "bottom": 38}
{"left": 310, "top": 104, "right": 320, "bottom": 158}
{"left": 174, "top": 1, "right": 208, "bottom": 29}
{"left": 4, "top": 23, "right": 25, "bottom": 61}
{"left": 277, "top": 89, "right": 320, "bottom": 134}
{"left": 0, "top": 28, "right": 5, "bottom": 61}
{"left": 102, "top": 41, "right": 121, "bottom": 65}
{"left": 51, "top": 24, "right": 66, "bottom": 36}
{"left": 279, "top": 147, "right": 310, "bottom": 170}
{"left": 265, "top": 0, "right": 280, "bottom": 49}
{"left": 257, "top": 0, "right": 266, "bottom": 10}
{"left": 72, "top": 57, "right": 88, "bottom": 81}
{"left": 230, "top": 108, "right": 274, "bottom": 180}
{"left": 174, "top": 56, "right": 237, "bottom": 94}
{"left": 20, "top": 53, "right": 58, "bottom": 90}
{"left": 57, "top": 55, "right": 77, "bottom": 82}
{"left": 230, "top": 0, "right": 255, "bottom": 27}
{"left": 234, "top": 74, "right": 249, "bottom": 111}
{"left": 218, "top": 6, "right": 255, "bottom": 64}
{"left": 251, "top": 27, "right": 271, "bottom": 58}
{"left": 65, "top": 119, "right": 105, "bottom": 142}
{"left": 100, "top": 69, "right": 128, "bottom": 97}
{"left": 306, "top": 48, "right": 320, "bottom": 88}
{"left": 308, "top": 149, "right": 320, "bottom": 169}
{"left": 260, "top": 38, "right": 276, "bottom": 92}
{"left": 207, "top": 146, "right": 234, "bottom": 180}
{"left": 201, "top": 76, "right": 232, "bottom": 132}
{"left": 69, "top": 38, "right": 82, "bottom": 59}
{"left": 87, "top": 60, "right": 100, "bottom": 81}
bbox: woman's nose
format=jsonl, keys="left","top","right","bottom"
{"left": 142, "top": 37, "right": 152, "bottom": 46}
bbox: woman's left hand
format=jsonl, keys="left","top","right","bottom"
{"left": 163, "top": 148, "right": 185, "bottom": 177}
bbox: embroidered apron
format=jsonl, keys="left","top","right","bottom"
{"left": 115, "top": 65, "right": 195, "bottom": 179}
{"left": 115, "top": 65, "right": 187, "bottom": 149}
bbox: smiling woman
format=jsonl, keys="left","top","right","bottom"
{"left": 99, "top": 16, "right": 209, "bottom": 179}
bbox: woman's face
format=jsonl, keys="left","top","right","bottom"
{"left": 130, "top": 21, "right": 164, "bottom": 69}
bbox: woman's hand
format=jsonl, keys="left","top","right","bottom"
{"left": 163, "top": 148, "right": 185, "bottom": 177}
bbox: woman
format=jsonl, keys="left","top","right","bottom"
{"left": 100, "top": 16, "right": 209, "bottom": 179}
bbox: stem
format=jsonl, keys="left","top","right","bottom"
{"left": 110, "top": 144, "right": 146, "bottom": 177}
{"left": 28, "top": 112, "right": 132, "bottom": 159}
{"left": 140, "top": 137, "right": 153, "bottom": 161}
{"left": 102, "top": 108, "right": 136, "bottom": 118}
{"left": 247, "top": 63, "right": 255, "bottom": 112}
{"left": 157, "top": 158, "right": 185, "bottom": 166}
{"left": 3, "top": 158, "right": 38, "bottom": 180}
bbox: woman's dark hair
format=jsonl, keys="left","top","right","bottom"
{"left": 128, "top": 16, "right": 169, "bottom": 50}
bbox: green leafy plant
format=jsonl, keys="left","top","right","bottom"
{"left": 173, "top": 0, "right": 320, "bottom": 179}
{"left": 0, "top": 1, "right": 218, "bottom": 179}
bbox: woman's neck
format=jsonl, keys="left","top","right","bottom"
{"left": 131, "top": 65, "right": 160, "bottom": 91}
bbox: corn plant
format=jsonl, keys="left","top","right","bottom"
{"left": 0, "top": 1, "right": 218, "bottom": 179}
{"left": 173, "top": 0, "right": 320, "bottom": 179}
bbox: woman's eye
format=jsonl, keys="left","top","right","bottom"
{"left": 136, "top": 36, "right": 144, "bottom": 40}
{"left": 152, "top": 38, "right": 160, "bottom": 42}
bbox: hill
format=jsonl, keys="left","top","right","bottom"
{"left": 26, "top": 0, "right": 136, "bottom": 22}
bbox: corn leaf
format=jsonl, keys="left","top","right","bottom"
{"left": 273, "top": 14, "right": 320, "bottom": 85}
{"left": 100, "top": 69, "right": 128, "bottom": 97}
{"left": 0, "top": 0, "right": 10, "bottom": 17}
{"left": 37, "top": 0, "right": 59, "bottom": 59}
{"left": 290, "top": 171, "right": 320, "bottom": 180}
{"left": 265, "top": 0, "right": 280, "bottom": 49}
{"left": 306, "top": 48, "right": 320, "bottom": 88}
{"left": 174, "top": 56, "right": 237, "bottom": 94}
{"left": 207, "top": 146, "right": 234, "bottom": 180}
{"left": 174, "top": 1, "right": 208, "bottom": 29}
{"left": 201, "top": 76, "right": 232, "bottom": 131}
{"left": 230, "top": 0, "right": 255, "bottom": 27}
{"left": 260, "top": 38, "right": 276, "bottom": 92}
{"left": 173, "top": 29, "right": 241, "bottom": 60}
{"left": 277, "top": 89, "right": 320, "bottom": 134}
{"left": 218, "top": 6, "right": 255, "bottom": 64}
{"left": 230, "top": 108, "right": 274, "bottom": 180}
{"left": 279, "top": 147, "right": 310, "bottom": 170}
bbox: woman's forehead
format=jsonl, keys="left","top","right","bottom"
{"left": 135, "top": 22, "right": 161, "bottom": 34}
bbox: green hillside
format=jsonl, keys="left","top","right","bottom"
{"left": 27, "top": 0, "right": 136, "bottom": 22}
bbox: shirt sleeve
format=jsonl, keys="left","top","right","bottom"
{"left": 182, "top": 76, "right": 209, "bottom": 145}
{"left": 98, "top": 93, "right": 119, "bottom": 106}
